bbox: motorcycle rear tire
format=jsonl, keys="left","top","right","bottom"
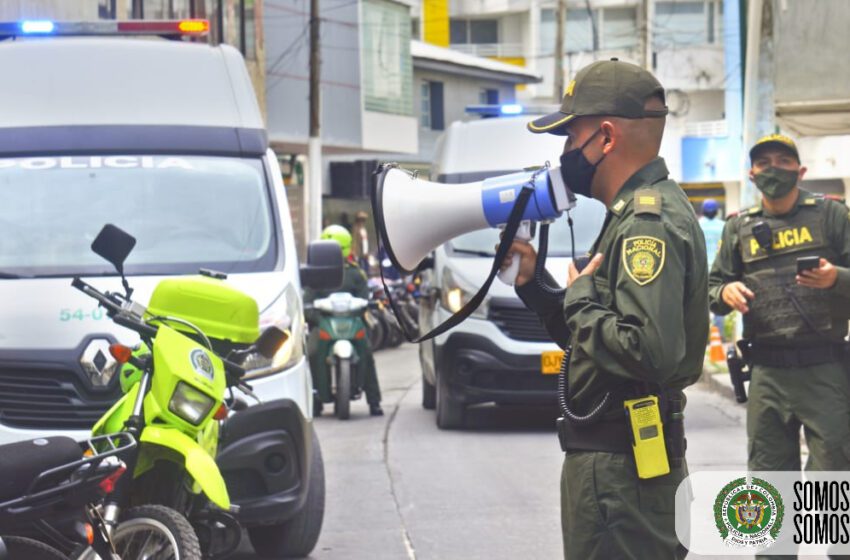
{"left": 334, "top": 358, "right": 351, "bottom": 420}
{"left": 0, "top": 536, "right": 66, "bottom": 560}
{"left": 366, "top": 311, "right": 386, "bottom": 352}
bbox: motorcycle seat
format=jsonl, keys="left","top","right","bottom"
{"left": 0, "top": 437, "right": 81, "bottom": 503}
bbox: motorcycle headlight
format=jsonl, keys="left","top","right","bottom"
{"left": 168, "top": 381, "right": 215, "bottom": 425}
{"left": 440, "top": 268, "right": 488, "bottom": 319}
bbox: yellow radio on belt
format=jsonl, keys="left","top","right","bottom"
{"left": 624, "top": 396, "right": 670, "bottom": 479}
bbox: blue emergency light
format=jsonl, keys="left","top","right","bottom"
{"left": 465, "top": 104, "right": 525, "bottom": 118}
{"left": 20, "top": 20, "right": 55, "bottom": 34}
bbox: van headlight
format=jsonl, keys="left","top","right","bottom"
{"left": 168, "top": 381, "right": 215, "bottom": 425}
{"left": 440, "top": 268, "right": 488, "bottom": 319}
{"left": 242, "top": 285, "right": 305, "bottom": 377}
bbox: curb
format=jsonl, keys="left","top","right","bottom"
{"left": 700, "top": 360, "right": 736, "bottom": 402}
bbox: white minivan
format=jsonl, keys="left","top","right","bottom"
{"left": 0, "top": 21, "right": 332, "bottom": 555}
{"left": 419, "top": 113, "right": 607, "bottom": 429}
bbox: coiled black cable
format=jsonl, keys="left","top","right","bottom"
{"left": 542, "top": 210, "right": 611, "bottom": 424}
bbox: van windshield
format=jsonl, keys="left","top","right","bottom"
{"left": 449, "top": 195, "right": 607, "bottom": 257}
{"left": 0, "top": 155, "right": 277, "bottom": 277}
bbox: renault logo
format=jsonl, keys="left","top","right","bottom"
{"left": 80, "top": 339, "right": 119, "bottom": 387}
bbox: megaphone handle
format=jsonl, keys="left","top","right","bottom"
{"left": 497, "top": 220, "right": 533, "bottom": 286}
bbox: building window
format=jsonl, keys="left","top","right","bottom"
{"left": 450, "top": 19, "right": 499, "bottom": 44}
{"left": 362, "top": 0, "right": 414, "bottom": 116}
{"left": 540, "top": 6, "right": 637, "bottom": 55}
{"left": 421, "top": 82, "right": 431, "bottom": 128}
{"left": 480, "top": 88, "right": 499, "bottom": 105}
{"left": 654, "top": 0, "right": 722, "bottom": 48}
{"left": 420, "top": 81, "right": 444, "bottom": 130}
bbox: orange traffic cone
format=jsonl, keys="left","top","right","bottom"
{"left": 709, "top": 325, "right": 725, "bottom": 363}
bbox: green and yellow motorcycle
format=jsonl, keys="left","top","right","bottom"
{"left": 73, "top": 225, "right": 291, "bottom": 558}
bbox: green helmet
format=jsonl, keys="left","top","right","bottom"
{"left": 321, "top": 225, "right": 352, "bottom": 259}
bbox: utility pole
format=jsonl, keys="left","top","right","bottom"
{"left": 308, "top": 0, "right": 322, "bottom": 242}
{"left": 638, "top": 0, "right": 651, "bottom": 70}
{"left": 553, "top": 0, "right": 566, "bottom": 100}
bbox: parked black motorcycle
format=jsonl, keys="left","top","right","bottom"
{"left": 0, "top": 433, "right": 135, "bottom": 559}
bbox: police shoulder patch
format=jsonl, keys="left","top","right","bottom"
{"left": 634, "top": 189, "right": 662, "bottom": 216}
{"left": 622, "top": 236, "right": 666, "bottom": 286}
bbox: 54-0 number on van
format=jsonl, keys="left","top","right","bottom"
{"left": 59, "top": 308, "right": 105, "bottom": 321}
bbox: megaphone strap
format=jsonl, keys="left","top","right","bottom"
{"left": 380, "top": 182, "right": 536, "bottom": 344}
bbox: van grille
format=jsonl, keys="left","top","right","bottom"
{"left": 488, "top": 298, "right": 550, "bottom": 342}
{"left": 0, "top": 368, "right": 120, "bottom": 430}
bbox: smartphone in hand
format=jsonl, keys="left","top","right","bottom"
{"left": 796, "top": 255, "right": 820, "bottom": 274}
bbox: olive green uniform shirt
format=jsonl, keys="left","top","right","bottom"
{"left": 518, "top": 158, "right": 708, "bottom": 412}
{"left": 707, "top": 190, "right": 850, "bottom": 343}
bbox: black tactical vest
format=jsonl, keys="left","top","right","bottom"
{"left": 736, "top": 198, "right": 838, "bottom": 344}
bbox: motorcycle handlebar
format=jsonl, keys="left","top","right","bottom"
{"left": 72, "top": 277, "right": 157, "bottom": 339}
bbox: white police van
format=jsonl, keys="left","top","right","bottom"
{"left": 0, "top": 19, "right": 332, "bottom": 555}
{"left": 419, "top": 107, "right": 607, "bottom": 429}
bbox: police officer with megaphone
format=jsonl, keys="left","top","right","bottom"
{"left": 503, "top": 59, "right": 708, "bottom": 559}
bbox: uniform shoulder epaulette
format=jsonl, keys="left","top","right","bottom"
{"left": 824, "top": 194, "right": 847, "bottom": 205}
{"left": 633, "top": 188, "right": 662, "bottom": 216}
{"left": 743, "top": 206, "right": 762, "bottom": 216}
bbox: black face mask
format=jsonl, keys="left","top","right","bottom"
{"left": 559, "top": 128, "right": 607, "bottom": 199}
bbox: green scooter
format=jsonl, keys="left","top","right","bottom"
{"left": 307, "top": 293, "right": 371, "bottom": 420}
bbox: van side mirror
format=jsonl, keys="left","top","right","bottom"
{"left": 300, "top": 240, "right": 344, "bottom": 291}
{"left": 91, "top": 224, "right": 136, "bottom": 275}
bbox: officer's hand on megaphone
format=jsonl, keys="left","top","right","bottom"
{"left": 497, "top": 239, "right": 538, "bottom": 287}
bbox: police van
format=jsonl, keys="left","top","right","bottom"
{"left": 418, "top": 108, "right": 607, "bottom": 429}
{"left": 0, "top": 19, "right": 330, "bottom": 554}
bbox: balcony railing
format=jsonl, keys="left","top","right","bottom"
{"left": 449, "top": 42, "right": 525, "bottom": 59}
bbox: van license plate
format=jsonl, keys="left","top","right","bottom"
{"left": 541, "top": 351, "right": 565, "bottom": 374}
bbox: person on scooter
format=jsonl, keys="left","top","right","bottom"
{"left": 304, "top": 225, "right": 384, "bottom": 416}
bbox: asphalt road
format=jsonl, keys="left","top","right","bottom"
{"left": 235, "top": 344, "right": 824, "bottom": 560}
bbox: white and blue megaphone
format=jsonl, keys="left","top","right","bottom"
{"left": 372, "top": 164, "right": 575, "bottom": 285}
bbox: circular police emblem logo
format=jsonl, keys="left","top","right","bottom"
{"left": 714, "top": 477, "right": 784, "bottom": 548}
{"left": 189, "top": 349, "right": 215, "bottom": 381}
{"left": 622, "top": 236, "right": 665, "bottom": 285}
{"left": 630, "top": 251, "right": 656, "bottom": 279}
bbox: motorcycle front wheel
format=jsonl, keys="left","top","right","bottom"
{"left": 110, "top": 505, "right": 200, "bottom": 560}
{"left": 334, "top": 358, "right": 352, "bottom": 420}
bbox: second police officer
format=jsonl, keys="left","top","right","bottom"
{"left": 709, "top": 134, "right": 850, "bottom": 479}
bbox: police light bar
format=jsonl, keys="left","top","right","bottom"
{"left": 0, "top": 19, "right": 209, "bottom": 38}
{"left": 465, "top": 104, "right": 525, "bottom": 117}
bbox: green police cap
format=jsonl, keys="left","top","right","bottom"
{"left": 528, "top": 58, "right": 668, "bottom": 136}
{"left": 749, "top": 133, "right": 800, "bottom": 163}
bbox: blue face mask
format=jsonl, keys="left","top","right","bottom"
{"left": 559, "top": 128, "right": 606, "bottom": 199}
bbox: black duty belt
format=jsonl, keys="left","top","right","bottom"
{"left": 559, "top": 396, "right": 687, "bottom": 468}
{"left": 749, "top": 342, "right": 847, "bottom": 368}
{"left": 560, "top": 417, "right": 632, "bottom": 454}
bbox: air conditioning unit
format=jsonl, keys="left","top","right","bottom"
{"left": 330, "top": 160, "right": 379, "bottom": 199}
